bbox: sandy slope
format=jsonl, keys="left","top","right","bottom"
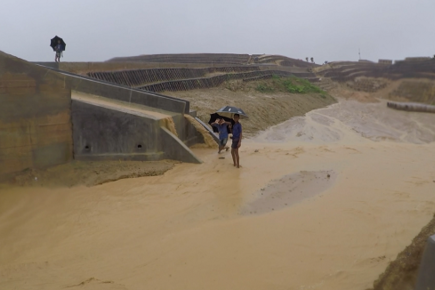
{"left": 168, "top": 80, "right": 336, "bottom": 137}
{"left": 1, "top": 92, "right": 435, "bottom": 289}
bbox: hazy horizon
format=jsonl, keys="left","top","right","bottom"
{"left": 2, "top": 0, "right": 435, "bottom": 63}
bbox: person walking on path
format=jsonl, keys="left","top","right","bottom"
{"left": 231, "top": 114, "right": 242, "bottom": 168}
{"left": 211, "top": 118, "right": 231, "bottom": 154}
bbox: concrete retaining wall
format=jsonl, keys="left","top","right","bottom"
{"left": 41, "top": 64, "right": 204, "bottom": 163}
{"left": 0, "top": 52, "right": 73, "bottom": 180}
{"left": 160, "top": 127, "right": 201, "bottom": 163}
{"left": 71, "top": 100, "right": 201, "bottom": 163}
{"left": 51, "top": 70, "right": 191, "bottom": 114}
{"left": 72, "top": 100, "right": 161, "bottom": 161}
{"left": 0, "top": 52, "right": 206, "bottom": 180}
{"left": 63, "top": 74, "right": 204, "bottom": 147}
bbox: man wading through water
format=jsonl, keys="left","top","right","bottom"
{"left": 231, "top": 114, "right": 242, "bottom": 168}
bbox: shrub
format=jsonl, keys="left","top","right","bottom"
{"left": 256, "top": 83, "right": 274, "bottom": 92}
{"left": 256, "top": 75, "right": 325, "bottom": 95}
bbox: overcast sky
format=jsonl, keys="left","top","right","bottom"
{"left": 2, "top": 0, "right": 435, "bottom": 63}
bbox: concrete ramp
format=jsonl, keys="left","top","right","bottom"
{"left": 71, "top": 91, "right": 201, "bottom": 164}
{"left": 72, "top": 91, "right": 174, "bottom": 120}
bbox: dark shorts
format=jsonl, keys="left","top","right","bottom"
{"left": 219, "top": 137, "right": 228, "bottom": 147}
{"left": 231, "top": 138, "right": 240, "bottom": 149}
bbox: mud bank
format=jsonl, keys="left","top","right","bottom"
{"left": 168, "top": 79, "right": 336, "bottom": 137}
{"left": 371, "top": 213, "right": 435, "bottom": 290}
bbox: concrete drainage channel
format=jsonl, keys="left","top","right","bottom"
{"left": 36, "top": 64, "right": 206, "bottom": 164}
{"left": 71, "top": 91, "right": 203, "bottom": 164}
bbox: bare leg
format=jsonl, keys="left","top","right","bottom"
{"left": 231, "top": 148, "right": 236, "bottom": 166}
{"left": 234, "top": 148, "right": 240, "bottom": 168}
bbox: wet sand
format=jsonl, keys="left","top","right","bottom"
{"left": 1, "top": 98, "right": 435, "bottom": 290}
{"left": 5, "top": 160, "right": 175, "bottom": 187}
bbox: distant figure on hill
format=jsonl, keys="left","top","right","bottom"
{"left": 311, "top": 57, "right": 314, "bottom": 63}
{"left": 54, "top": 40, "right": 63, "bottom": 62}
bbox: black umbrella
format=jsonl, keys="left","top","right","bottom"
{"left": 215, "top": 106, "right": 248, "bottom": 119}
{"left": 50, "top": 36, "right": 66, "bottom": 51}
{"left": 208, "top": 113, "right": 234, "bottom": 133}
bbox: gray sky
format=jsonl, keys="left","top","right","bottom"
{"left": 2, "top": 0, "right": 435, "bottom": 63}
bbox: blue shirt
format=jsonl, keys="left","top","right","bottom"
{"left": 212, "top": 123, "right": 229, "bottom": 139}
{"left": 232, "top": 122, "right": 242, "bottom": 139}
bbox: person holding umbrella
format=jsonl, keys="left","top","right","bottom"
{"left": 231, "top": 114, "right": 242, "bottom": 168}
{"left": 214, "top": 106, "right": 247, "bottom": 168}
{"left": 50, "top": 36, "right": 66, "bottom": 63}
{"left": 211, "top": 118, "right": 231, "bottom": 154}
{"left": 54, "top": 39, "right": 63, "bottom": 62}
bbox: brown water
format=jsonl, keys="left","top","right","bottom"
{"left": 185, "top": 114, "right": 218, "bottom": 149}
{"left": 1, "top": 98, "right": 435, "bottom": 290}
{"left": 162, "top": 117, "right": 179, "bottom": 137}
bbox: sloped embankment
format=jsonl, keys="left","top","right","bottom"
{"left": 371, "top": 214, "right": 435, "bottom": 290}
{"left": 169, "top": 78, "right": 336, "bottom": 137}
{"left": 389, "top": 79, "right": 435, "bottom": 105}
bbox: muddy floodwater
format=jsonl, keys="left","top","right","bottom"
{"left": 1, "top": 98, "right": 435, "bottom": 290}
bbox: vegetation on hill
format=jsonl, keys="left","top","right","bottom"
{"left": 256, "top": 75, "right": 326, "bottom": 97}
